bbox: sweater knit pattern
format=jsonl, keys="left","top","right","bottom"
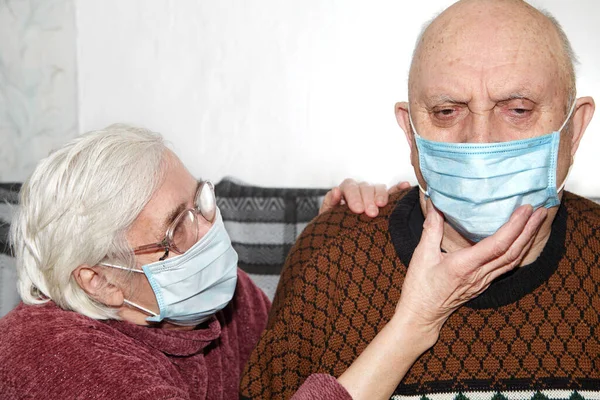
{"left": 240, "top": 189, "right": 600, "bottom": 400}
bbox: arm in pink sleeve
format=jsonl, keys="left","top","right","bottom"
{"left": 291, "top": 374, "right": 353, "bottom": 400}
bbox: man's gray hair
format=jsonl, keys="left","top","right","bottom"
{"left": 10, "top": 124, "right": 167, "bottom": 320}
{"left": 539, "top": 9, "right": 579, "bottom": 104}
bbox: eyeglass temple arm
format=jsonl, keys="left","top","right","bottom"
{"left": 133, "top": 240, "right": 169, "bottom": 255}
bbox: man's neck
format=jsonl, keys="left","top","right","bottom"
{"left": 419, "top": 193, "right": 557, "bottom": 267}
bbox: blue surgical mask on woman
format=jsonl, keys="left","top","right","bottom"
{"left": 102, "top": 208, "right": 238, "bottom": 326}
{"left": 410, "top": 101, "right": 576, "bottom": 243}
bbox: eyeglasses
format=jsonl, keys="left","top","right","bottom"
{"left": 133, "top": 181, "right": 216, "bottom": 260}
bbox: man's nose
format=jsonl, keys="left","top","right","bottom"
{"left": 463, "top": 110, "right": 495, "bottom": 143}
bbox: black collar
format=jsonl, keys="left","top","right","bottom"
{"left": 388, "top": 187, "right": 567, "bottom": 309}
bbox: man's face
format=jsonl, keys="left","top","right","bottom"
{"left": 403, "top": 1, "right": 574, "bottom": 190}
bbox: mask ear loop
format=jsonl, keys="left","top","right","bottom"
{"left": 417, "top": 183, "right": 430, "bottom": 197}
{"left": 556, "top": 99, "right": 578, "bottom": 194}
{"left": 558, "top": 99, "right": 577, "bottom": 133}
{"left": 557, "top": 155, "right": 574, "bottom": 194}
{"left": 122, "top": 299, "right": 159, "bottom": 317}
{"left": 98, "top": 263, "right": 159, "bottom": 317}
{"left": 408, "top": 103, "right": 430, "bottom": 197}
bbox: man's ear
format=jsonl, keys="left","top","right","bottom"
{"left": 395, "top": 102, "right": 414, "bottom": 152}
{"left": 570, "top": 96, "right": 595, "bottom": 156}
{"left": 396, "top": 101, "right": 427, "bottom": 188}
{"left": 72, "top": 265, "right": 124, "bottom": 307}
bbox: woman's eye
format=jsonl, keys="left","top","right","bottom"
{"left": 511, "top": 108, "right": 529, "bottom": 115}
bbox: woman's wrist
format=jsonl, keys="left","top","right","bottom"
{"left": 336, "top": 310, "right": 440, "bottom": 399}
{"left": 387, "top": 312, "right": 440, "bottom": 355}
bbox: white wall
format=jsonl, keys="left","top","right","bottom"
{"left": 76, "top": 0, "right": 600, "bottom": 195}
{"left": 0, "top": 0, "right": 77, "bottom": 182}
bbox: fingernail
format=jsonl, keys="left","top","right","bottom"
{"left": 376, "top": 196, "right": 385, "bottom": 205}
{"left": 353, "top": 203, "right": 364, "bottom": 212}
{"left": 368, "top": 205, "right": 378, "bottom": 214}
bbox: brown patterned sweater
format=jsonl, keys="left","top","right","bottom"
{"left": 241, "top": 187, "right": 600, "bottom": 400}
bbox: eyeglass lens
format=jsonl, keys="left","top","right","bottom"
{"left": 171, "top": 211, "right": 199, "bottom": 253}
{"left": 171, "top": 182, "right": 216, "bottom": 253}
{"left": 196, "top": 182, "right": 216, "bottom": 223}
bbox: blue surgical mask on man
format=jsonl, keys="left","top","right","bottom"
{"left": 102, "top": 208, "right": 238, "bottom": 326}
{"left": 410, "top": 101, "right": 576, "bottom": 243}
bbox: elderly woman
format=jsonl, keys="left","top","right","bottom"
{"left": 0, "top": 125, "right": 395, "bottom": 399}
{"left": 0, "top": 125, "right": 534, "bottom": 400}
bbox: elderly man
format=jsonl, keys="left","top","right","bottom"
{"left": 241, "top": 0, "right": 598, "bottom": 399}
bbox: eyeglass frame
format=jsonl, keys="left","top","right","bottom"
{"left": 132, "top": 180, "right": 216, "bottom": 260}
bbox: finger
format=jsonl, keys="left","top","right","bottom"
{"left": 486, "top": 206, "right": 547, "bottom": 273}
{"left": 461, "top": 204, "right": 535, "bottom": 268}
{"left": 482, "top": 206, "right": 548, "bottom": 278}
{"left": 486, "top": 231, "right": 538, "bottom": 284}
{"left": 359, "top": 182, "right": 379, "bottom": 217}
{"left": 516, "top": 209, "right": 547, "bottom": 259}
{"left": 413, "top": 200, "right": 444, "bottom": 259}
{"left": 388, "top": 181, "right": 411, "bottom": 195}
{"left": 340, "top": 180, "right": 364, "bottom": 213}
{"left": 319, "top": 187, "right": 342, "bottom": 215}
{"left": 446, "top": 206, "right": 545, "bottom": 301}
{"left": 374, "top": 184, "right": 388, "bottom": 207}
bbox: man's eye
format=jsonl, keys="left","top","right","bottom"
{"left": 509, "top": 108, "right": 532, "bottom": 117}
{"left": 433, "top": 108, "right": 457, "bottom": 120}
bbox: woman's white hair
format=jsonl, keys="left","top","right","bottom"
{"left": 10, "top": 124, "right": 167, "bottom": 320}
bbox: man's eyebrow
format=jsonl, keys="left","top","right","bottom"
{"left": 496, "top": 87, "right": 539, "bottom": 102}
{"left": 504, "top": 92, "right": 535, "bottom": 101}
{"left": 506, "top": 93, "right": 526, "bottom": 100}
{"left": 424, "top": 94, "right": 465, "bottom": 105}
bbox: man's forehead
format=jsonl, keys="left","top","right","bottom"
{"left": 420, "top": 88, "right": 542, "bottom": 105}
{"left": 415, "top": 70, "right": 550, "bottom": 104}
{"left": 409, "top": 1, "right": 567, "bottom": 102}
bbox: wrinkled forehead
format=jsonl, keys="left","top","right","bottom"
{"left": 409, "top": 3, "right": 570, "bottom": 104}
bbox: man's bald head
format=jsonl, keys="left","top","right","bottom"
{"left": 394, "top": 0, "right": 595, "bottom": 256}
{"left": 409, "top": 0, "right": 577, "bottom": 106}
